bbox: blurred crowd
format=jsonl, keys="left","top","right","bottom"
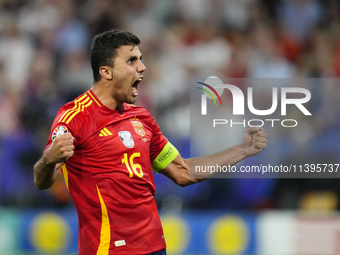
{"left": 1, "top": 0, "right": 340, "bottom": 211}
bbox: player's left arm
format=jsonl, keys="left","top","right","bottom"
{"left": 160, "top": 127, "right": 268, "bottom": 187}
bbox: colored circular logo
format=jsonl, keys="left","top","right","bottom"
{"left": 52, "top": 126, "right": 68, "bottom": 140}
{"left": 207, "top": 215, "right": 250, "bottom": 255}
{"left": 29, "top": 212, "right": 71, "bottom": 253}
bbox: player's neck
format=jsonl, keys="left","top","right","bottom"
{"left": 91, "top": 82, "right": 123, "bottom": 110}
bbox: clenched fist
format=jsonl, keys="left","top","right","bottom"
{"left": 242, "top": 127, "right": 268, "bottom": 157}
{"left": 43, "top": 133, "right": 75, "bottom": 165}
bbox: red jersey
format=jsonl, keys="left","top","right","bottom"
{"left": 44, "top": 90, "right": 179, "bottom": 255}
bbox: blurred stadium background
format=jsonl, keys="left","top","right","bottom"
{"left": 1, "top": 0, "right": 340, "bottom": 254}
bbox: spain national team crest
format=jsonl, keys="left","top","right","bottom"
{"left": 52, "top": 126, "right": 68, "bottom": 140}
{"left": 118, "top": 131, "right": 134, "bottom": 148}
{"left": 130, "top": 118, "right": 146, "bottom": 137}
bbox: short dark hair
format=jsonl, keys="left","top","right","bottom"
{"left": 90, "top": 29, "right": 140, "bottom": 82}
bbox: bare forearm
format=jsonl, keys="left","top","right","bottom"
{"left": 190, "top": 144, "right": 247, "bottom": 177}
{"left": 162, "top": 127, "right": 268, "bottom": 187}
{"left": 33, "top": 133, "right": 74, "bottom": 190}
{"left": 161, "top": 144, "right": 247, "bottom": 187}
{"left": 184, "top": 143, "right": 247, "bottom": 183}
{"left": 33, "top": 156, "right": 61, "bottom": 190}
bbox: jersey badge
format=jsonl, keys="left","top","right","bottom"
{"left": 52, "top": 126, "right": 68, "bottom": 140}
{"left": 130, "top": 118, "right": 145, "bottom": 137}
{"left": 118, "top": 131, "right": 134, "bottom": 148}
{"left": 130, "top": 118, "right": 148, "bottom": 142}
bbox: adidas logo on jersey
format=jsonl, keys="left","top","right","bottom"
{"left": 99, "top": 127, "right": 113, "bottom": 137}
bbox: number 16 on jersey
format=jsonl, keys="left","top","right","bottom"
{"left": 121, "top": 153, "right": 144, "bottom": 178}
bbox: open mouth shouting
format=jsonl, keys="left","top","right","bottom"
{"left": 132, "top": 77, "right": 143, "bottom": 96}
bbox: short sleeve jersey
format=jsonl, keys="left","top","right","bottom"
{"left": 44, "top": 90, "right": 179, "bottom": 255}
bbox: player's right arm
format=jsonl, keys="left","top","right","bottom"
{"left": 159, "top": 127, "right": 268, "bottom": 186}
{"left": 33, "top": 133, "right": 74, "bottom": 190}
